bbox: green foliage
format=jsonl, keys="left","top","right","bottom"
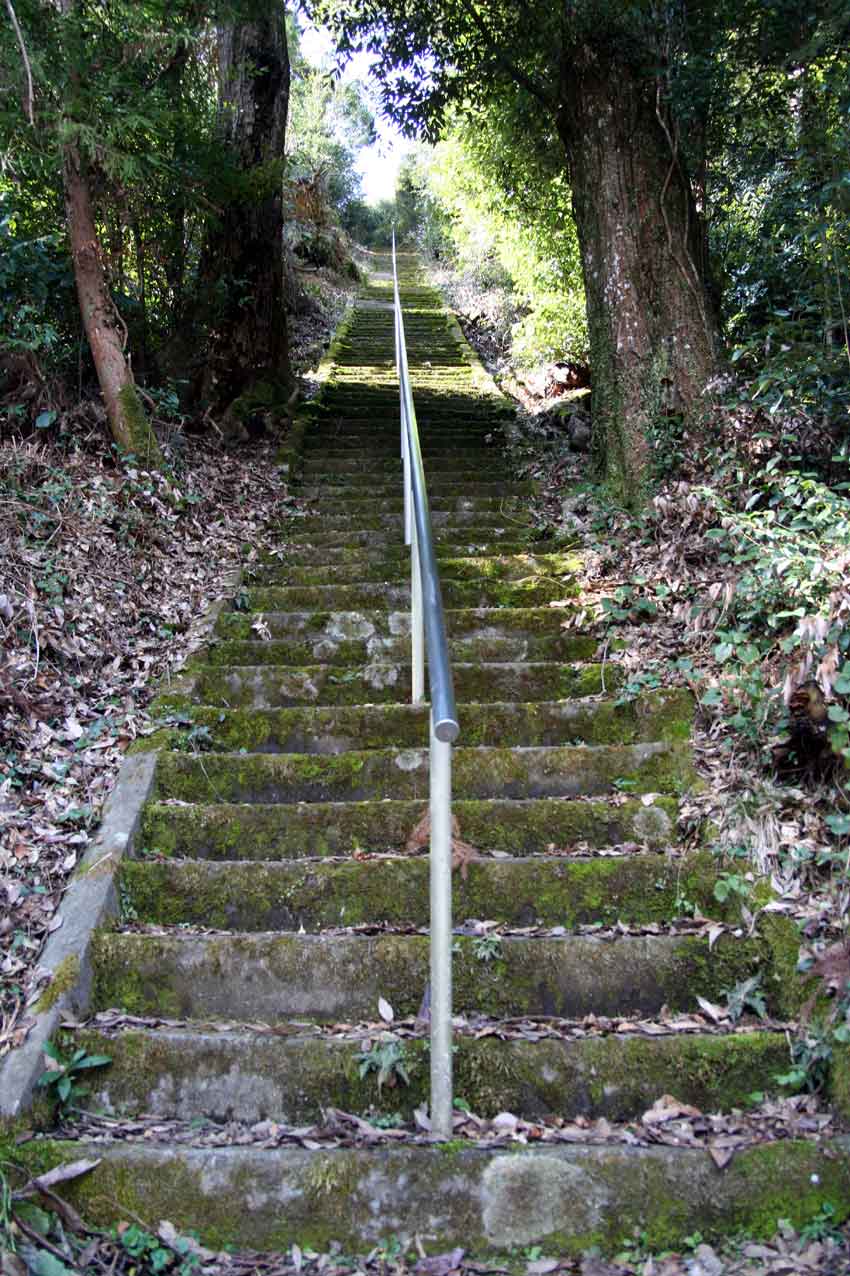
{"left": 471, "top": 933, "right": 502, "bottom": 962}
{"left": 35, "top": 1040, "right": 111, "bottom": 1111}
{"left": 713, "top": 872, "right": 753, "bottom": 906}
{"left": 355, "top": 1039, "right": 411, "bottom": 1091}
{"left": 116, "top": 1223, "right": 202, "bottom": 1274}
{"left": 423, "top": 109, "right": 588, "bottom": 366}
{"left": 722, "top": 974, "right": 767, "bottom": 1021}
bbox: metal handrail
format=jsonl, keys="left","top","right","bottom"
{"left": 391, "top": 232, "right": 459, "bottom": 1138}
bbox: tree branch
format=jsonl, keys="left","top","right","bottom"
{"left": 4, "top": 0, "right": 35, "bottom": 125}
{"left": 454, "top": 0, "right": 556, "bottom": 115}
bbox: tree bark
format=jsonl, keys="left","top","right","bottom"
{"left": 557, "top": 49, "right": 720, "bottom": 505}
{"left": 62, "top": 141, "right": 162, "bottom": 464}
{"left": 196, "top": 2, "right": 291, "bottom": 414}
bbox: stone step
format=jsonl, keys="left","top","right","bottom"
{"left": 204, "top": 631, "right": 596, "bottom": 667}
{"left": 241, "top": 578, "right": 572, "bottom": 612}
{"left": 249, "top": 551, "right": 579, "bottom": 589}
{"left": 215, "top": 605, "right": 576, "bottom": 642}
{"left": 152, "top": 741, "right": 691, "bottom": 806}
{"left": 119, "top": 849, "right": 719, "bottom": 931}
{"left": 279, "top": 523, "right": 533, "bottom": 548}
{"left": 310, "top": 405, "right": 508, "bottom": 423}
{"left": 291, "top": 494, "right": 531, "bottom": 516}
{"left": 268, "top": 538, "right": 551, "bottom": 566}
{"left": 91, "top": 929, "right": 770, "bottom": 1022}
{"left": 142, "top": 794, "right": 677, "bottom": 859}
{"left": 33, "top": 1136, "right": 850, "bottom": 1254}
{"left": 283, "top": 512, "right": 534, "bottom": 538}
{"left": 149, "top": 691, "right": 692, "bottom": 754}
{"left": 74, "top": 1021, "right": 788, "bottom": 1125}
{"left": 301, "top": 441, "right": 507, "bottom": 460}
{"left": 300, "top": 453, "right": 508, "bottom": 471}
{"left": 190, "top": 660, "right": 620, "bottom": 708}
{"left": 299, "top": 481, "right": 531, "bottom": 499}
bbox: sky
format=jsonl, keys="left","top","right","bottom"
{"left": 298, "top": 20, "right": 412, "bottom": 205}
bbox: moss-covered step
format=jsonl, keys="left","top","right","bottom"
{"left": 190, "top": 660, "right": 620, "bottom": 708}
{"left": 91, "top": 928, "right": 788, "bottom": 1022}
{"left": 204, "top": 631, "right": 597, "bottom": 667}
{"left": 299, "top": 477, "right": 527, "bottom": 497}
{"left": 75, "top": 1024, "right": 789, "bottom": 1126}
{"left": 242, "top": 578, "right": 573, "bottom": 612}
{"left": 285, "top": 511, "right": 533, "bottom": 538}
{"left": 251, "top": 553, "right": 581, "bottom": 590}
{"left": 281, "top": 523, "right": 533, "bottom": 548}
{"left": 285, "top": 495, "right": 530, "bottom": 517}
{"left": 154, "top": 692, "right": 692, "bottom": 754}
{"left": 297, "top": 459, "right": 510, "bottom": 479}
{"left": 215, "top": 605, "right": 580, "bottom": 644}
{"left": 267, "top": 539, "right": 543, "bottom": 567}
{"left": 141, "top": 793, "right": 678, "bottom": 860}
{"left": 301, "top": 442, "right": 508, "bottom": 461}
{"left": 152, "top": 741, "right": 692, "bottom": 806}
{"left": 119, "top": 849, "right": 724, "bottom": 931}
{"left": 31, "top": 1136, "right": 850, "bottom": 1255}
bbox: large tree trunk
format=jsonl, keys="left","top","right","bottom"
{"left": 62, "top": 141, "right": 162, "bottom": 465}
{"left": 557, "top": 50, "right": 719, "bottom": 506}
{"left": 196, "top": 2, "right": 290, "bottom": 414}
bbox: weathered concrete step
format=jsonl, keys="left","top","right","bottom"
{"left": 119, "top": 849, "right": 719, "bottom": 931}
{"left": 309, "top": 424, "right": 505, "bottom": 442}
{"left": 283, "top": 512, "right": 534, "bottom": 538}
{"left": 300, "top": 452, "right": 507, "bottom": 470}
{"left": 204, "top": 631, "right": 595, "bottom": 667}
{"left": 37, "top": 1136, "right": 850, "bottom": 1254}
{"left": 280, "top": 523, "right": 533, "bottom": 548}
{"left": 76, "top": 1023, "right": 788, "bottom": 1125}
{"left": 153, "top": 741, "right": 691, "bottom": 806}
{"left": 242, "top": 578, "right": 573, "bottom": 612}
{"left": 149, "top": 691, "right": 692, "bottom": 754}
{"left": 92, "top": 929, "right": 776, "bottom": 1022}
{"left": 215, "top": 605, "right": 574, "bottom": 642}
{"left": 190, "top": 660, "right": 619, "bottom": 708}
{"left": 302, "top": 444, "right": 507, "bottom": 463}
{"left": 311, "top": 405, "right": 507, "bottom": 423}
{"left": 268, "top": 538, "right": 548, "bottom": 566}
{"left": 250, "top": 551, "right": 580, "bottom": 589}
{"left": 292, "top": 494, "right": 530, "bottom": 515}
{"left": 299, "top": 481, "right": 530, "bottom": 499}
{"left": 142, "top": 794, "right": 677, "bottom": 860}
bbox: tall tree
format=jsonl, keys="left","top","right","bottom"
{"left": 312, "top": 0, "right": 721, "bottom": 505}
{"left": 194, "top": 0, "right": 291, "bottom": 417}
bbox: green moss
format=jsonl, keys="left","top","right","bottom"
{"left": 139, "top": 794, "right": 679, "bottom": 861}
{"left": 35, "top": 954, "right": 81, "bottom": 1012}
{"left": 118, "top": 850, "right": 724, "bottom": 932}
{"left": 758, "top": 912, "right": 810, "bottom": 1018}
{"left": 117, "top": 384, "right": 164, "bottom": 468}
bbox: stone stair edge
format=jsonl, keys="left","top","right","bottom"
{"left": 89, "top": 921, "right": 804, "bottom": 1023}
{"left": 69, "top": 1019, "right": 793, "bottom": 1126}
{"left": 18, "top": 1133, "right": 850, "bottom": 1254}
{"left": 117, "top": 845, "right": 729, "bottom": 931}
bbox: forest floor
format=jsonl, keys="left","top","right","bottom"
{"left": 0, "top": 263, "right": 355, "bottom": 1062}
{"left": 3, "top": 255, "right": 850, "bottom": 1272}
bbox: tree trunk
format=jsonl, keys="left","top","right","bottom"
{"left": 557, "top": 51, "right": 720, "bottom": 505}
{"left": 196, "top": 2, "right": 290, "bottom": 414}
{"left": 62, "top": 141, "right": 162, "bottom": 464}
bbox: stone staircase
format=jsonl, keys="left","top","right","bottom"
{"left": 41, "top": 255, "right": 849, "bottom": 1253}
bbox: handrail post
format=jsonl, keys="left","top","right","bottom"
{"left": 429, "top": 712, "right": 453, "bottom": 1137}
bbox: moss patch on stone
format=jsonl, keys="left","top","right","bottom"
{"left": 35, "top": 953, "right": 81, "bottom": 1013}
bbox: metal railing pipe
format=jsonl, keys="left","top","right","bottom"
{"left": 392, "top": 232, "right": 459, "bottom": 1138}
